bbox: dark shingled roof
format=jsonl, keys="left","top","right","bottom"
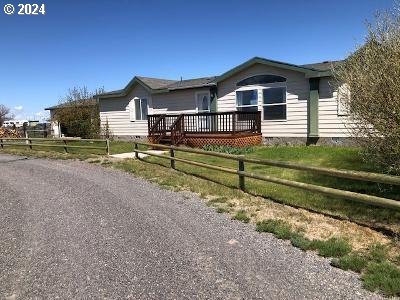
{"left": 301, "top": 60, "right": 342, "bottom": 71}
{"left": 95, "top": 57, "right": 344, "bottom": 99}
{"left": 136, "top": 76, "right": 177, "bottom": 90}
{"left": 166, "top": 76, "right": 217, "bottom": 90}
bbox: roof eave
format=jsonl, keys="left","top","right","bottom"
{"left": 305, "top": 70, "right": 333, "bottom": 78}
{"left": 96, "top": 76, "right": 155, "bottom": 99}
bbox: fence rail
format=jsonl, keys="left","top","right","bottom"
{"left": 133, "top": 141, "right": 400, "bottom": 210}
{"left": 0, "top": 138, "right": 110, "bottom": 155}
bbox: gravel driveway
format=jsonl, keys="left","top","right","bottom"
{"left": 0, "top": 154, "right": 381, "bottom": 299}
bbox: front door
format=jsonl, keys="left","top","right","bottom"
{"left": 196, "top": 92, "right": 211, "bottom": 131}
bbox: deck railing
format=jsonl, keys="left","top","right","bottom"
{"left": 148, "top": 111, "right": 261, "bottom": 143}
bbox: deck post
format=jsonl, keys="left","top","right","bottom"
{"left": 232, "top": 112, "right": 236, "bottom": 134}
{"left": 170, "top": 148, "right": 175, "bottom": 169}
{"left": 238, "top": 158, "right": 245, "bottom": 190}
{"left": 134, "top": 142, "right": 139, "bottom": 159}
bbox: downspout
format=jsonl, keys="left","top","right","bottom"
{"left": 307, "top": 77, "right": 319, "bottom": 143}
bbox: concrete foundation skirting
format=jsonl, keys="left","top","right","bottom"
{"left": 112, "top": 135, "right": 148, "bottom": 141}
{"left": 111, "top": 135, "right": 358, "bottom": 147}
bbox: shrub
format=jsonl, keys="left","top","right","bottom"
{"left": 362, "top": 261, "right": 400, "bottom": 296}
{"left": 55, "top": 86, "right": 104, "bottom": 139}
{"left": 334, "top": 6, "right": 400, "bottom": 174}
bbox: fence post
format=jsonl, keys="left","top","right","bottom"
{"left": 134, "top": 142, "right": 139, "bottom": 159}
{"left": 0, "top": 139, "right": 3, "bottom": 149}
{"left": 63, "top": 139, "right": 68, "bottom": 153}
{"left": 238, "top": 157, "right": 245, "bottom": 190}
{"left": 25, "top": 130, "right": 29, "bottom": 146}
{"left": 106, "top": 139, "right": 110, "bottom": 156}
{"left": 29, "top": 139, "right": 32, "bottom": 150}
{"left": 170, "top": 148, "right": 175, "bottom": 169}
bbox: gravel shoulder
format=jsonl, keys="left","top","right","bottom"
{"left": 0, "top": 154, "right": 382, "bottom": 299}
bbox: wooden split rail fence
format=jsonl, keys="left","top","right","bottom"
{"left": 133, "top": 141, "right": 400, "bottom": 210}
{"left": 0, "top": 138, "right": 110, "bottom": 155}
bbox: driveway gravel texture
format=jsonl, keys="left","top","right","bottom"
{"left": 0, "top": 154, "right": 382, "bottom": 299}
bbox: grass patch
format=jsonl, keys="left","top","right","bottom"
{"left": 216, "top": 207, "right": 229, "bottom": 213}
{"left": 362, "top": 261, "right": 400, "bottom": 297}
{"left": 331, "top": 253, "right": 369, "bottom": 272}
{"left": 256, "top": 219, "right": 293, "bottom": 240}
{"left": 202, "top": 144, "right": 255, "bottom": 155}
{"left": 309, "top": 238, "right": 352, "bottom": 258}
{"left": 366, "top": 243, "right": 389, "bottom": 263}
{"left": 290, "top": 233, "right": 312, "bottom": 251}
{"left": 233, "top": 210, "right": 250, "bottom": 223}
{"left": 207, "top": 197, "right": 228, "bottom": 204}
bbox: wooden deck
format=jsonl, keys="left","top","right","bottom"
{"left": 148, "top": 111, "right": 262, "bottom": 147}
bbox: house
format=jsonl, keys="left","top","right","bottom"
{"left": 2, "top": 120, "right": 28, "bottom": 128}
{"left": 95, "top": 57, "right": 349, "bottom": 147}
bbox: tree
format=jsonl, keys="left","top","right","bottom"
{"left": 0, "top": 104, "right": 12, "bottom": 126}
{"left": 55, "top": 86, "right": 104, "bottom": 139}
{"left": 334, "top": 6, "right": 400, "bottom": 174}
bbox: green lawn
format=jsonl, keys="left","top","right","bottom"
{"left": 137, "top": 145, "right": 400, "bottom": 230}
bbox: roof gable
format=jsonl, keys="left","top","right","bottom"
{"left": 216, "top": 57, "right": 332, "bottom": 83}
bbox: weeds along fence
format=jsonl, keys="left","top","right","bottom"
{"left": 0, "top": 138, "right": 110, "bottom": 155}
{"left": 133, "top": 141, "right": 400, "bottom": 210}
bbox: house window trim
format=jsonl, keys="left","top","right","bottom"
{"left": 235, "top": 73, "right": 287, "bottom": 87}
{"left": 130, "top": 97, "right": 149, "bottom": 122}
{"left": 262, "top": 86, "right": 287, "bottom": 122}
{"left": 194, "top": 90, "right": 211, "bottom": 113}
{"left": 235, "top": 87, "right": 259, "bottom": 112}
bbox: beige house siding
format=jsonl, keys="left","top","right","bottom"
{"left": 318, "top": 78, "right": 351, "bottom": 137}
{"left": 152, "top": 88, "right": 209, "bottom": 114}
{"left": 217, "top": 63, "right": 353, "bottom": 138}
{"left": 99, "top": 84, "right": 210, "bottom": 137}
{"left": 217, "top": 63, "right": 309, "bottom": 137}
{"left": 99, "top": 84, "right": 150, "bottom": 137}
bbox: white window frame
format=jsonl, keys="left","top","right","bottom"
{"left": 195, "top": 90, "right": 211, "bottom": 113}
{"left": 130, "top": 97, "right": 148, "bottom": 121}
{"left": 235, "top": 86, "right": 259, "bottom": 112}
{"left": 262, "top": 86, "right": 287, "bottom": 122}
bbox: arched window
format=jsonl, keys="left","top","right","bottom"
{"left": 237, "top": 74, "right": 286, "bottom": 87}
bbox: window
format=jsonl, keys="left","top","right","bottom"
{"left": 236, "top": 90, "right": 258, "bottom": 112}
{"left": 262, "top": 87, "right": 286, "bottom": 120}
{"left": 237, "top": 74, "right": 286, "bottom": 87}
{"left": 130, "top": 98, "right": 148, "bottom": 121}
